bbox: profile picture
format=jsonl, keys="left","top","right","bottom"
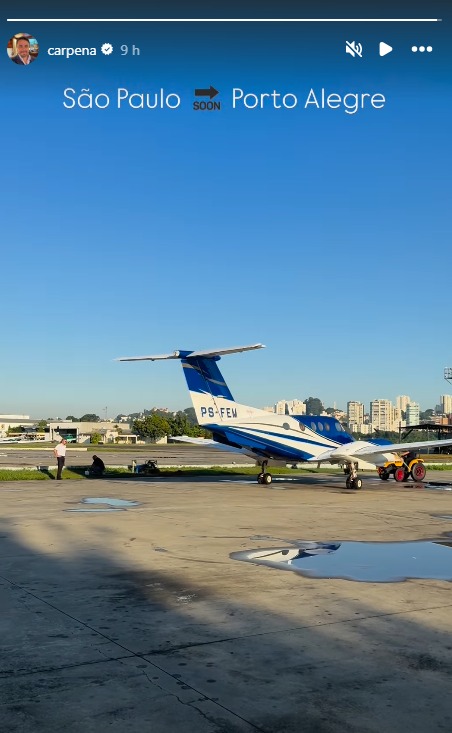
{"left": 7, "top": 33, "right": 39, "bottom": 65}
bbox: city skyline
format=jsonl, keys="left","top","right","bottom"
{"left": 2, "top": 391, "right": 452, "bottom": 423}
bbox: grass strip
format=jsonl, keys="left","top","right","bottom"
{"left": 0, "top": 469, "right": 84, "bottom": 481}
{"left": 0, "top": 464, "right": 451, "bottom": 482}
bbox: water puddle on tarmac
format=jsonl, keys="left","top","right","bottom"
{"left": 423, "top": 481, "right": 452, "bottom": 491}
{"left": 65, "top": 497, "right": 141, "bottom": 513}
{"left": 231, "top": 541, "right": 452, "bottom": 583}
{"left": 67, "top": 508, "right": 123, "bottom": 513}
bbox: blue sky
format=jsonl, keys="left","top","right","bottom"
{"left": 2, "top": 4, "right": 451, "bottom": 417}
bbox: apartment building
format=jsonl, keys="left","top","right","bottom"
{"left": 396, "top": 395, "right": 411, "bottom": 413}
{"left": 406, "top": 402, "right": 420, "bottom": 426}
{"left": 347, "top": 401, "right": 364, "bottom": 425}
{"left": 274, "top": 400, "right": 306, "bottom": 415}
{"left": 441, "top": 395, "right": 452, "bottom": 415}
{"left": 370, "top": 399, "right": 396, "bottom": 431}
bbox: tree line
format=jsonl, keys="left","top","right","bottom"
{"left": 132, "top": 409, "right": 210, "bottom": 441}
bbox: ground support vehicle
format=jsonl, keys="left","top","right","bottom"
{"left": 377, "top": 454, "right": 426, "bottom": 483}
{"left": 135, "top": 459, "right": 160, "bottom": 476}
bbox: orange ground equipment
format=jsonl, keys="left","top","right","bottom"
{"left": 377, "top": 451, "right": 426, "bottom": 482}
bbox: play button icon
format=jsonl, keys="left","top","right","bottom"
{"left": 379, "top": 41, "right": 393, "bottom": 56}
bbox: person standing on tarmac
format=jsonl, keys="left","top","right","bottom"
{"left": 54, "top": 438, "right": 68, "bottom": 480}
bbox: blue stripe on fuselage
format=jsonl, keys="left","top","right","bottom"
{"left": 205, "top": 424, "right": 337, "bottom": 461}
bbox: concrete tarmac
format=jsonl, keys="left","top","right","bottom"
{"left": 1, "top": 473, "right": 452, "bottom": 732}
{"left": 0, "top": 444, "right": 254, "bottom": 468}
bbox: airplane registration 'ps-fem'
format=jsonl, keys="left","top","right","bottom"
{"left": 117, "top": 344, "right": 452, "bottom": 490}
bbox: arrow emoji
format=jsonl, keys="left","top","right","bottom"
{"left": 194, "top": 86, "right": 219, "bottom": 100}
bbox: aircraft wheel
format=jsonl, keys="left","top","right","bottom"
{"left": 257, "top": 473, "right": 264, "bottom": 484}
{"left": 411, "top": 463, "right": 426, "bottom": 481}
{"left": 262, "top": 473, "right": 272, "bottom": 485}
{"left": 394, "top": 467, "right": 406, "bottom": 482}
{"left": 352, "top": 477, "right": 362, "bottom": 490}
{"left": 380, "top": 471, "right": 389, "bottom": 481}
{"left": 345, "top": 477, "right": 352, "bottom": 490}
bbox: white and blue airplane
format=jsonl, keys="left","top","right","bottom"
{"left": 117, "top": 344, "right": 452, "bottom": 490}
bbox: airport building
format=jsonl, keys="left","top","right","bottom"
{"left": 46, "top": 421, "right": 138, "bottom": 444}
{"left": 0, "top": 414, "right": 40, "bottom": 438}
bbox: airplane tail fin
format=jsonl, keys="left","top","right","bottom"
{"left": 117, "top": 344, "right": 267, "bottom": 425}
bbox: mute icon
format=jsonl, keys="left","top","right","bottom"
{"left": 346, "top": 41, "right": 363, "bottom": 58}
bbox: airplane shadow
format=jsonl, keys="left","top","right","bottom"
{"left": 1, "top": 499, "right": 452, "bottom": 732}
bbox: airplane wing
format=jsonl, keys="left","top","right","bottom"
{"left": 308, "top": 437, "right": 452, "bottom": 464}
{"left": 116, "top": 344, "right": 265, "bottom": 362}
{"left": 170, "top": 435, "right": 249, "bottom": 455}
{"left": 306, "top": 449, "right": 336, "bottom": 463}
{"left": 351, "top": 438, "right": 452, "bottom": 457}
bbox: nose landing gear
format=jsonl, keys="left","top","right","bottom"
{"left": 344, "top": 462, "right": 362, "bottom": 490}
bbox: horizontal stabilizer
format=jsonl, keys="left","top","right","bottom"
{"left": 117, "top": 353, "right": 178, "bottom": 362}
{"left": 116, "top": 344, "right": 265, "bottom": 362}
{"left": 116, "top": 351, "right": 181, "bottom": 362}
{"left": 187, "top": 344, "right": 265, "bottom": 358}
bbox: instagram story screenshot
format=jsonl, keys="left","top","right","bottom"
{"left": 1, "top": 2, "right": 452, "bottom": 732}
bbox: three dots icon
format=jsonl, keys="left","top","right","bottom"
{"left": 412, "top": 46, "right": 433, "bottom": 53}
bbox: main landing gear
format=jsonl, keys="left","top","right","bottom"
{"left": 343, "top": 462, "right": 362, "bottom": 490}
{"left": 257, "top": 460, "right": 272, "bottom": 485}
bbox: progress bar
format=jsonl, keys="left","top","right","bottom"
{"left": 6, "top": 18, "right": 443, "bottom": 23}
